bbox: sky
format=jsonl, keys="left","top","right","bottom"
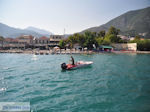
{"left": 0, "top": 0, "right": 150, "bottom": 34}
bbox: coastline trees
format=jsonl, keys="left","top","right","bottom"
{"left": 107, "top": 26, "right": 120, "bottom": 35}
{"left": 84, "top": 31, "right": 96, "bottom": 49}
{"left": 0, "top": 36, "right": 4, "bottom": 41}
{"left": 67, "top": 35, "right": 78, "bottom": 48}
{"left": 134, "top": 35, "right": 141, "bottom": 40}
{"left": 59, "top": 26, "right": 129, "bottom": 50}
{"left": 98, "top": 30, "right": 105, "bottom": 38}
{"left": 104, "top": 34, "right": 121, "bottom": 43}
{"left": 77, "top": 34, "right": 86, "bottom": 48}
{"left": 103, "top": 26, "right": 121, "bottom": 44}
{"left": 58, "top": 26, "right": 150, "bottom": 51}
{"left": 95, "top": 37, "right": 103, "bottom": 47}
{"left": 59, "top": 40, "right": 66, "bottom": 49}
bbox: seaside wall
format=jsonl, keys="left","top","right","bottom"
{"left": 112, "top": 43, "right": 137, "bottom": 51}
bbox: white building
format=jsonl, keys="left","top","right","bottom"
{"left": 112, "top": 43, "right": 137, "bottom": 51}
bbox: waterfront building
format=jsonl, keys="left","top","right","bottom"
{"left": 0, "top": 35, "right": 64, "bottom": 50}
{"left": 31, "top": 35, "right": 64, "bottom": 49}
{"left": 99, "top": 45, "right": 113, "bottom": 52}
{"left": 3, "top": 38, "right": 25, "bottom": 49}
{"left": 33, "top": 36, "right": 50, "bottom": 49}
{"left": 17, "top": 35, "right": 34, "bottom": 49}
{"left": 50, "top": 35, "right": 64, "bottom": 41}
{"left": 73, "top": 43, "right": 82, "bottom": 50}
{"left": 17, "top": 35, "right": 34, "bottom": 45}
{"left": 50, "top": 35, "right": 64, "bottom": 46}
{"left": 112, "top": 43, "right": 137, "bottom": 51}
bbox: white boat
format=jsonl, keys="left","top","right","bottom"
{"left": 61, "top": 61, "right": 93, "bottom": 70}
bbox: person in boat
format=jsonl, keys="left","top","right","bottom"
{"left": 70, "top": 56, "right": 75, "bottom": 65}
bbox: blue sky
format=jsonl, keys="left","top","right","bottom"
{"left": 0, "top": 0, "right": 150, "bottom": 34}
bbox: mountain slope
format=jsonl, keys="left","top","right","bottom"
{"left": 0, "top": 23, "right": 51, "bottom": 38}
{"left": 82, "top": 7, "right": 150, "bottom": 38}
{"left": 25, "top": 26, "right": 52, "bottom": 36}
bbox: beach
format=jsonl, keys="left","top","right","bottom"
{"left": 1, "top": 49, "right": 150, "bottom": 54}
{"left": 0, "top": 49, "right": 93, "bottom": 55}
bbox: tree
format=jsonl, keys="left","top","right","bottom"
{"left": 119, "top": 39, "right": 127, "bottom": 43}
{"left": 0, "top": 36, "right": 4, "bottom": 49}
{"left": 101, "top": 26, "right": 121, "bottom": 45}
{"left": 92, "top": 32, "right": 97, "bottom": 37}
{"left": 98, "top": 30, "right": 105, "bottom": 37}
{"left": 67, "top": 35, "right": 77, "bottom": 48}
{"left": 129, "top": 39, "right": 150, "bottom": 51}
{"left": 102, "top": 40, "right": 111, "bottom": 45}
{"left": 95, "top": 38, "right": 103, "bottom": 47}
{"left": 104, "top": 34, "right": 121, "bottom": 43}
{"left": 107, "top": 26, "right": 120, "bottom": 35}
{"left": 59, "top": 40, "right": 66, "bottom": 49}
{"left": 77, "top": 34, "right": 86, "bottom": 48}
{"left": 84, "top": 31, "right": 96, "bottom": 49}
{"left": 64, "top": 26, "right": 122, "bottom": 50}
{"left": 0, "top": 36, "right": 4, "bottom": 41}
{"left": 134, "top": 35, "right": 141, "bottom": 40}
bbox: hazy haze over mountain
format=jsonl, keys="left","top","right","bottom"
{"left": 25, "top": 26, "right": 53, "bottom": 36}
{"left": 0, "top": 23, "right": 52, "bottom": 38}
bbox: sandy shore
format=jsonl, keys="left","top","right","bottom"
{"left": 0, "top": 49, "right": 150, "bottom": 54}
{"left": 0, "top": 49, "right": 93, "bottom": 54}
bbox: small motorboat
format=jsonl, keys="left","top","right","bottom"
{"left": 61, "top": 61, "right": 93, "bottom": 70}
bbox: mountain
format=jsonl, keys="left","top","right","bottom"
{"left": 0, "top": 23, "right": 52, "bottom": 38}
{"left": 81, "top": 7, "right": 150, "bottom": 38}
{"left": 25, "top": 26, "right": 53, "bottom": 36}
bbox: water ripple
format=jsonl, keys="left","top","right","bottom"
{"left": 0, "top": 54, "right": 150, "bottom": 112}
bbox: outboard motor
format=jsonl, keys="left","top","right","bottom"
{"left": 61, "top": 63, "right": 67, "bottom": 70}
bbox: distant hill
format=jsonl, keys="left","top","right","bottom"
{"left": 0, "top": 23, "right": 52, "bottom": 38}
{"left": 81, "top": 7, "right": 150, "bottom": 38}
{"left": 25, "top": 26, "right": 53, "bottom": 37}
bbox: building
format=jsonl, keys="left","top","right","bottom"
{"left": 50, "top": 35, "right": 64, "bottom": 41}
{"left": 33, "top": 36, "right": 50, "bottom": 49}
{"left": 50, "top": 35, "right": 64, "bottom": 46}
{"left": 0, "top": 40, "right": 3, "bottom": 49}
{"left": 99, "top": 45, "right": 113, "bottom": 52}
{"left": 112, "top": 43, "right": 137, "bottom": 51}
{"left": 32, "top": 35, "right": 64, "bottom": 49}
{"left": 1, "top": 35, "right": 64, "bottom": 50}
{"left": 3, "top": 38, "right": 25, "bottom": 49}
{"left": 73, "top": 43, "right": 82, "bottom": 50}
{"left": 17, "top": 35, "right": 34, "bottom": 49}
{"left": 17, "top": 35, "right": 34, "bottom": 45}
{"left": 118, "top": 35, "right": 130, "bottom": 41}
{"left": 129, "top": 37, "right": 135, "bottom": 41}
{"left": 140, "top": 38, "right": 145, "bottom": 40}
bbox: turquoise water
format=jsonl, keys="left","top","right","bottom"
{"left": 0, "top": 53, "right": 150, "bottom": 112}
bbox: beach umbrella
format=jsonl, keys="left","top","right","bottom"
{"left": 54, "top": 46, "right": 59, "bottom": 49}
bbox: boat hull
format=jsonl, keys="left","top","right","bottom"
{"left": 66, "top": 61, "right": 93, "bottom": 70}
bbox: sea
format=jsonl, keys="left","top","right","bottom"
{"left": 0, "top": 53, "right": 150, "bottom": 112}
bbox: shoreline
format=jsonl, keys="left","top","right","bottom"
{"left": 0, "top": 49, "right": 150, "bottom": 54}
{"left": 0, "top": 49, "right": 93, "bottom": 55}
